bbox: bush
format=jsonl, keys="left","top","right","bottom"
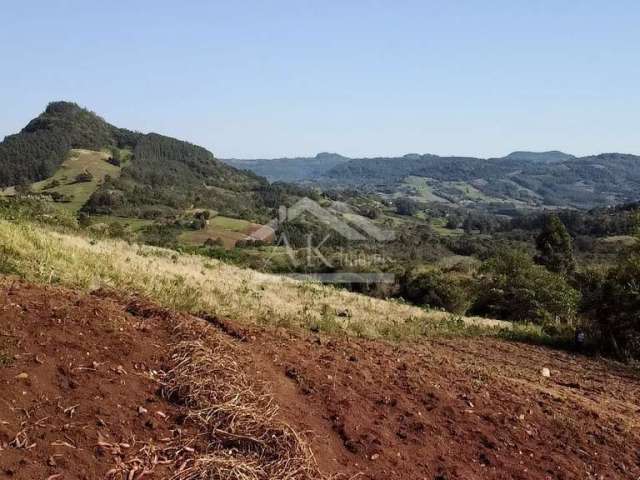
{"left": 107, "top": 222, "right": 127, "bottom": 239}
{"left": 49, "top": 192, "right": 69, "bottom": 203}
{"left": 591, "top": 252, "right": 640, "bottom": 360}
{"left": 472, "top": 249, "right": 580, "bottom": 324}
{"left": 42, "top": 179, "right": 60, "bottom": 190}
{"left": 75, "top": 170, "right": 94, "bottom": 183}
{"left": 77, "top": 212, "right": 91, "bottom": 228}
{"left": 204, "top": 237, "right": 224, "bottom": 247}
{"left": 401, "top": 268, "right": 471, "bottom": 314}
{"left": 0, "top": 197, "right": 78, "bottom": 230}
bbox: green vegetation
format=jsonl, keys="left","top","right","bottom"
{"left": 400, "top": 268, "right": 470, "bottom": 314}
{"left": 589, "top": 240, "right": 640, "bottom": 360}
{"left": 0, "top": 102, "right": 138, "bottom": 187}
{"left": 1, "top": 102, "right": 639, "bottom": 362}
{"left": 0, "top": 213, "right": 508, "bottom": 342}
{"left": 22, "top": 149, "right": 122, "bottom": 211}
{"left": 178, "top": 216, "right": 258, "bottom": 248}
{"left": 319, "top": 152, "right": 640, "bottom": 209}
{"left": 0, "top": 101, "right": 269, "bottom": 221}
{"left": 535, "top": 214, "right": 576, "bottom": 275}
{"left": 473, "top": 249, "right": 580, "bottom": 324}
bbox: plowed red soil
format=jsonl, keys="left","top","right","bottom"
{"left": 0, "top": 282, "right": 195, "bottom": 479}
{"left": 1, "top": 281, "right": 639, "bottom": 479}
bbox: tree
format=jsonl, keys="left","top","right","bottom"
{"left": 473, "top": 249, "right": 580, "bottom": 324}
{"left": 395, "top": 198, "right": 419, "bottom": 216}
{"left": 588, "top": 214, "right": 640, "bottom": 360}
{"left": 592, "top": 255, "right": 640, "bottom": 359}
{"left": 401, "top": 268, "right": 471, "bottom": 314}
{"left": 535, "top": 214, "right": 575, "bottom": 275}
{"left": 108, "top": 147, "right": 122, "bottom": 166}
{"left": 462, "top": 216, "right": 474, "bottom": 234}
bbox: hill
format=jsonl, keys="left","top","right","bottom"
{"left": 229, "top": 150, "right": 640, "bottom": 209}
{"left": 320, "top": 152, "right": 640, "bottom": 208}
{"left": 0, "top": 102, "right": 267, "bottom": 217}
{"left": 224, "top": 152, "right": 350, "bottom": 182}
{"left": 501, "top": 150, "right": 575, "bottom": 163}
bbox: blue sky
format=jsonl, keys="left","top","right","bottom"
{"left": 1, "top": 1, "right": 639, "bottom": 158}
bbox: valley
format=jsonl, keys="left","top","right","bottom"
{"left": 0, "top": 102, "right": 639, "bottom": 479}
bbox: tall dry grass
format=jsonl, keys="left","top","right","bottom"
{"left": 0, "top": 220, "right": 507, "bottom": 339}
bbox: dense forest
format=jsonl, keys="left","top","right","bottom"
{"left": 84, "top": 132, "right": 269, "bottom": 218}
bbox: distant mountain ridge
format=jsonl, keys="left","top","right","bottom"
{"left": 500, "top": 151, "right": 575, "bottom": 163}
{"left": 224, "top": 152, "right": 349, "bottom": 182}
{"left": 228, "top": 150, "right": 640, "bottom": 208}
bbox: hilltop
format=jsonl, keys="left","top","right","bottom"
{"left": 0, "top": 102, "right": 266, "bottom": 217}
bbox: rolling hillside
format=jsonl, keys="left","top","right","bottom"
{"left": 230, "top": 150, "right": 640, "bottom": 209}
{"left": 0, "top": 102, "right": 266, "bottom": 217}
{"left": 322, "top": 152, "right": 640, "bottom": 208}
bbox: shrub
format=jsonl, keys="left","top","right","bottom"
{"left": 0, "top": 197, "right": 78, "bottom": 230}
{"left": 75, "top": 170, "right": 94, "bottom": 183}
{"left": 401, "top": 268, "right": 471, "bottom": 314}
{"left": 204, "top": 237, "right": 224, "bottom": 247}
{"left": 472, "top": 249, "right": 580, "bottom": 324}
{"left": 42, "top": 179, "right": 60, "bottom": 190}
{"left": 49, "top": 191, "right": 68, "bottom": 202}
{"left": 77, "top": 212, "right": 91, "bottom": 228}
{"left": 107, "top": 222, "right": 127, "bottom": 239}
{"left": 591, "top": 251, "right": 640, "bottom": 360}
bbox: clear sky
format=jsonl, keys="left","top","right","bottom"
{"left": 1, "top": 1, "right": 639, "bottom": 159}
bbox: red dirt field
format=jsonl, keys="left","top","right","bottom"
{"left": 0, "top": 282, "right": 197, "bottom": 479}
{"left": 0, "top": 281, "right": 639, "bottom": 479}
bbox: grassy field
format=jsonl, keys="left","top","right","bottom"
{"left": 178, "top": 215, "right": 264, "bottom": 248}
{"left": 89, "top": 215, "right": 155, "bottom": 232}
{"left": 0, "top": 219, "right": 511, "bottom": 341}
{"left": 1, "top": 149, "right": 122, "bottom": 212}
{"left": 430, "top": 217, "right": 464, "bottom": 236}
{"left": 401, "top": 176, "right": 450, "bottom": 203}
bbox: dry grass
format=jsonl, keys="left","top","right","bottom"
{"left": 161, "top": 319, "right": 329, "bottom": 480}
{"left": 0, "top": 220, "right": 508, "bottom": 340}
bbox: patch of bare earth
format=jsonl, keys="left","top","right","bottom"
{"left": 0, "top": 282, "right": 324, "bottom": 480}
{"left": 248, "top": 329, "right": 640, "bottom": 479}
{"left": 1, "top": 281, "right": 640, "bottom": 479}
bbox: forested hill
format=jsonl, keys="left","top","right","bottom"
{"left": 320, "top": 152, "right": 640, "bottom": 208}
{"left": 0, "top": 102, "right": 266, "bottom": 216}
{"left": 0, "top": 102, "right": 138, "bottom": 186}
{"left": 228, "top": 149, "right": 640, "bottom": 208}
